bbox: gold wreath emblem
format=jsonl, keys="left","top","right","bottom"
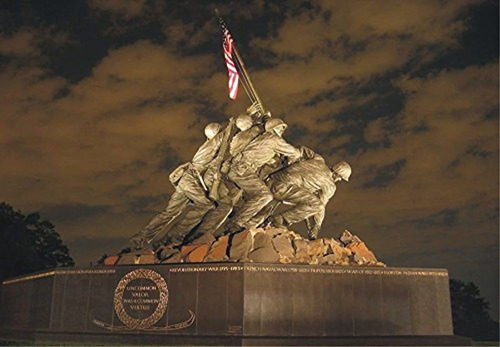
{"left": 113, "top": 268, "right": 168, "bottom": 329}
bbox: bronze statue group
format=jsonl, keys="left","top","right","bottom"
{"left": 131, "top": 107, "right": 351, "bottom": 251}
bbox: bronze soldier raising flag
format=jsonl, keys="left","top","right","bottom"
{"left": 129, "top": 10, "right": 351, "bottom": 250}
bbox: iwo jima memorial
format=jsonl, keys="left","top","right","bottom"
{"left": 1, "top": 12, "right": 470, "bottom": 346}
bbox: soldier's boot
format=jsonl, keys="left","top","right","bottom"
{"left": 308, "top": 226, "right": 320, "bottom": 240}
{"left": 162, "top": 234, "right": 183, "bottom": 248}
{"left": 225, "top": 222, "right": 244, "bottom": 234}
{"left": 130, "top": 233, "right": 146, "bottom": 250}
{"left": 157, "top": 245, "right": 179, "bottom": 262}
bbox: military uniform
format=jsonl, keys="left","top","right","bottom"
{"left": 269, "top": 155, "right": 336, "bottom": 237}
{"left": 228, "top": 132, "right": 301, "bottom": 230}
{"left": 191, "top": 125, "right": 263, "bottom": 239}
{"left": 229, "top": 125, "right": 262, "bottom": 157}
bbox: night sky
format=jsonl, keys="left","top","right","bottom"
{"left": 0, "top": 0, "right": 498, "bottom": 319}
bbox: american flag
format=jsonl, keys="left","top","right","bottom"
{"left": 221, "top": 23, "right": 239, "bottom": 100}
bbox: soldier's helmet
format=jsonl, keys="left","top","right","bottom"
{"left": 265, "top": 118, "right": 287, "bottom": 134}
{"left": 331, "top": 161, "right": 352, "bottom": 182}
{"left": 204, "top": 123, "right": 222, "bottom": 140}
{"left": 236, "top": 115, "right": 253, "bottom": 131}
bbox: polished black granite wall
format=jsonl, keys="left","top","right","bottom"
{"left": 1, "top": 263, "right": 463, "bottom": 345}
{"left": 241, "top": 265, "right": 454, "bottom": 336}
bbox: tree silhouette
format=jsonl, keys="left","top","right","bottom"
{"left": 450, "top": 279, "right": 499, "bottom": 341}
{"left": 0, "top": 202, "right": 74, "bottom": 279}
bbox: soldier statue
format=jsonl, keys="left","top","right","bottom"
{"left": 187, "top": 114, "right": 261, "bottom": 240}
{"left": 130, "top": 123, "right": 223, "bottom": 248}
{"left": 268, "top": 157, "right": 351, "bottom": 239}
{"left": 226, "top": 118, "right": 302, "bottom": 233}
{"left": 129, "top": 14, "right": 355, "bottom": 250}
{"left": 130, "top": 111, "right": 352, "bottom": 248}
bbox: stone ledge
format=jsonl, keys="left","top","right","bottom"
{"left": 0, "top": 331, "right": 473, "bottom": 346}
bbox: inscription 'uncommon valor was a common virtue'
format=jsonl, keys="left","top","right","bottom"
{"left": 91, "top": 268, "right": 195, "bottom": 331}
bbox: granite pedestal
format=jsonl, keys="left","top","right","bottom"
{"left": 0, "top": 263, "right": 471, "bottom": 345}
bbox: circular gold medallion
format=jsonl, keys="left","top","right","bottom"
{"left": 113, "top": 269, "right": 168, "bottom": 329}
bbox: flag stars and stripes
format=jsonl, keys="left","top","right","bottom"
{"left": 222, "top": 28, "right": 239, "bottom": 100}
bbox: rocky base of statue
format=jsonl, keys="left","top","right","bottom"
{"left": 104, "top": 229, "right": 385, "bottom": 267}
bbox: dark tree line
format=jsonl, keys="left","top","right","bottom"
{"left": 0, "top": 202, "right": 74, "bottom": 279}
{"left": 450, "top": 279, "right": 499, "bottom": 341}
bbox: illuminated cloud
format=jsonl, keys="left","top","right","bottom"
{"left": 0, "top": 29, "right": 40, "bottom": 57}
{"left": 0, "top": 39, "right": 217, "bottom": 225}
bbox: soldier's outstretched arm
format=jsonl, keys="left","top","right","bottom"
{"left": 273, "top": 136, "right": 301, "bottom": 163}
{"left": 308, "top": 208, "right": 326, "bottom": 240}
{"left": 309, "top": 182, "right": 334, "bottom": 239}
{"left": 313, "top": 208, "right": 325, "bottom": 228}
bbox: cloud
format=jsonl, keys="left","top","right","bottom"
{"left": 319, "top": 0, "right": 474, "bottom": 44}
{"left": 40, "top": 203, "right": 111, "bottom": 223}
{"left": 0, "top": 39, "right": 219, "bottom": 236}
{"left": 252, "top": 0, "right": 476, "bottom": 59}
{"left": 0, "top": 26, "right": 71, "bottom": 61}
{"left": 247, "top": 0, "right": 478, "bottom": 119}
{"left": 164, "top": 19, "right": 219, "bottom": 52}
{"left": 362, "top": 159, "right": 407, "bottom": 189}
{"left": 66, "top": 235, "right": 130, "bottom": 266}
{"left": 0, "top": 28, "right": 40, "bottom": 57}
{"left": 88, "top": 0, "right": 148, "bottom": 19}
{"left": 339, "top": 63, "right": 498, "bottom": 216}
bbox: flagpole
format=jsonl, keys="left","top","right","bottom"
{"left": 233, "top": 55, "right": 256, "bottom": 105}
{"left": 232, "top": 45, "right": 265, "bottom": 114}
